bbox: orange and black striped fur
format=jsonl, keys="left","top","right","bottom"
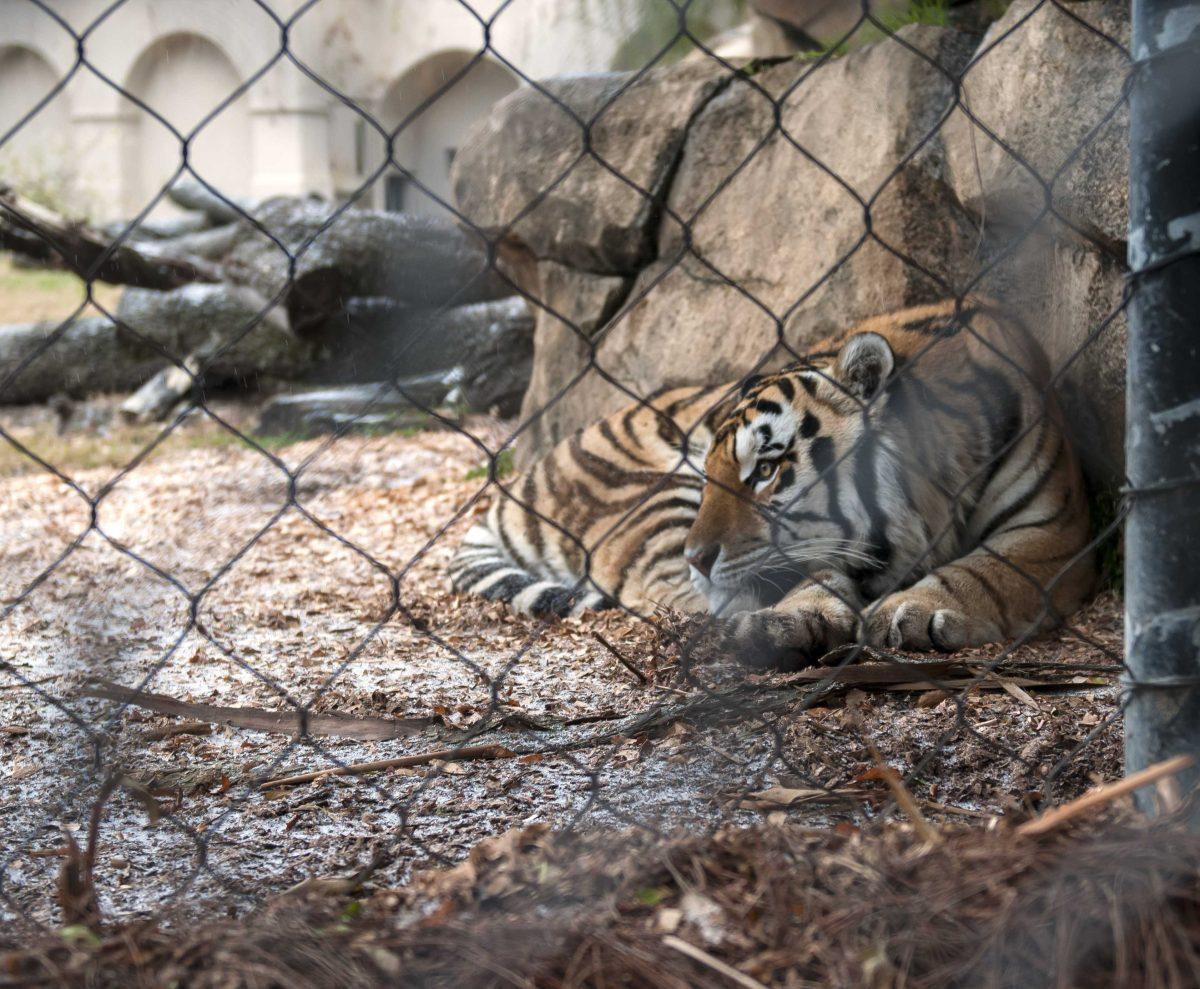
{"left": 449, "top": 299, "right": 1094, "bottom": 664}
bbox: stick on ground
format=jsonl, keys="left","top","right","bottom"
{"left": 81, "top": 677, "right": 433, "bottom": 741}
{"left": 258, "top": 743, "right": 515, "bottom": 790}
{"left": 662, "top": 936, "right": 770, "bottom": 989}
{"left": 1017, "top": 753, "right": 1197, "bottom": 837}
{"left": 593, "top": 632, "right": 648, "bottom": 684}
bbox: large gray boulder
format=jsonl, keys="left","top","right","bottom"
{"left": 516, "top": 262, "right": 631, "bottom": 453}
{"left": 451, "top": 62, "right": 734, "bottom": 275}
{"left": 943, "top": 0, "right": 1129, "bottom": 250}
{"left": 938, "top": 0, "right": 1130, "bottom": 488}
{"left": 479, "top": 14, "right": 1130, "bottom": 491}
{"left": 512, "top": 25, "right": 981, "bottom": 463}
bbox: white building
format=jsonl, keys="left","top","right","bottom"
{"left": 0, "top": 0, "right": 749, "bottom": 223}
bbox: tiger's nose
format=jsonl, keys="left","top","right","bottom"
{"left": 686, "top": 543, "right": 720, "bottom": 579}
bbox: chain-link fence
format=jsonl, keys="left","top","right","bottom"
{"left": 0, "top": 0, "right": 1196, "bottom": 984}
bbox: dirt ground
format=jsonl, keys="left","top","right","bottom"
{"left": 0, "top": 398, "right": 1124, "bottom": 931}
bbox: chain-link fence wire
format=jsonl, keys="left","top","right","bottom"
{"left": 0, "top": 0, "right": 1145, "bottom": 937}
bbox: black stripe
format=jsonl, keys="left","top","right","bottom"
{"left": 779, "top": 507, "right": 825, "bottom": 524}
{"left": 541, "top": 456, "right": 587, "bottom": 573}
{"left": 754, "top": 399, "right": 783, "bottom": 417}
{"left": 978, "top": 430, "right": 1060, "bottom": 541}
{"left": 775, "top": 376, "right": 795, "bottom": 402}
{"left": 702, "top": 394, "right": 737, "bottom": 433}
{"left": 926, "top": 357, "right": 1022, "bottom": 500}
{"left": 853, "top": 427, "right": 892, "bottom": 570}
{"left": 481, "top": 573, "right": 538, "bottom": 602}
{"left": 973, "top": 369, "right": 1024, "bottom": 491}
{"left": 496, "top": 506, "right": 533, "bottom": 570}
{"left": 521, "top": 471, "right": 545, "bottom": 563}
{"left": 639, "top": 542, "right": 689, "bottom": 580}
{"left": 809, "top": 436, "right": 852, "bottom": 539}
{"left": 621, "top": 405, "right": 646, "bottom": 451}
{"left": 799, "top": 412, "right": 820, "bottom": 438}
{"left": 612, "top": 517, "right": 693, "bottom": 601}
{"left": 529, "top": 587, "right": 575, "bottom": 617}
{"left": 569, "top": 433, "right": 645, "bottom": 487}
{"left": 655, "top": 411, "right": 687, "bottom": 454}
{"left": 904, "top": 310, "right": 972, "bottom": 337}
{"left": 739, "top": 374, "right": 764, "bottom": 396}
{"left": 941, "top": 562, "right": 1007, "bottom": 618}
{"left": 624, "top": 495, "right": 702, "bottom": 533}
{"left": 600, "top": 418, "right": 655, "bottom": 468}
{"left": 990, "top": 487, "right": 1072, "bottom": 537}
{"left": 453, "top": 561, "right": 508, "bottom": 590}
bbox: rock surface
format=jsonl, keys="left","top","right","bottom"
{"left": 942, "top": 0, "right": 1129, "bottom": 251}
{"left": 451, "top": 62, "right": 734, "bottom": 275}
{"left": 459, "top": 15, "right": 1130, "bottom": 490}
{"left": 516, "top": 263, "right": 631, "bottom": 454}
{"left": 512, "top": 25, "right": 983, "bottom": 464}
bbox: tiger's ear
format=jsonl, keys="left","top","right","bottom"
{"left": 738, "top": 373, "right": 764, "bottom": 397}
{"left": 833, "top": 332, "right": 895, "bottom": 401}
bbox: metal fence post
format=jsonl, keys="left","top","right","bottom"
{"left": 1125, "top": 0, "right": 1200, "bottom": 811}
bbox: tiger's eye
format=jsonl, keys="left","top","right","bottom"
{"left": 756, "top": 461, "right": 776, "bottom": 481}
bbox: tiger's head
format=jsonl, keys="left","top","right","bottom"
{"left": 684, "top": 332, "right": 901, "bottom": 614}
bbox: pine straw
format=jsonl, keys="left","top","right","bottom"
{"left": 5, "top": 814, "right": 1200, "bottom": 988}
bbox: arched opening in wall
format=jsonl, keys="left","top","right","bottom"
{"left": 378, "top": 52, "right": 518, "bottom": 218}
{"left": 121, "top": 33, "right": 251, "bottom": 218}
{"left": 0, "top": 46, "right": 73, "bottom": 210}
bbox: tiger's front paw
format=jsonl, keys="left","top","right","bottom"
{"left": 864, "top": 592, "right": 997, "bottom": 652}
{"left": 722, "top": 602, "right": 856, "bottom": 671}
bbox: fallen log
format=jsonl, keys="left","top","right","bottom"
{"left": 0, "top": 317, "right": 165, "bottom": 404}
{"left": 116, "top": 283, "right": 315, "bottom": 380}
{"left": 118, "top": 343, "right": 212, "bottom": 423}
{"left": 0, "top": 186, "right": 222, "bottom": 289}
{"left": 167, "top": 178, "right": 255, "bottom": 225}
{"left": 227, "top": 197, "right": 512, "bottom": 333}
{"left": 0, "top": 284, "right": 317, "bottom": 408}
{"left": 103, "top": 209, "right": 210, "bottom": 242}
{"left": 113, "top": 283, "right": 320, "bottom": 420}
{"left": 140, "top": 222, "right": 241, "bottom": 262}
{"left": 310, "top": 296, "right": 533, "bottom": 415}
{"left": 255, "top": 378, "right": 449, "bottom": 438}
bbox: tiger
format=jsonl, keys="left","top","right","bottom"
{"left": 448, "top": 299, "right": 1094, "bottom": 666}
